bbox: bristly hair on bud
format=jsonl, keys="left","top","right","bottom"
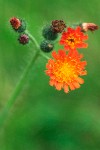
{"left": 42, "top": 25, "right": 58, "bottom": 41}
{"left": 80, "top": 22, "right": 99, "bottom": 32}
{"left": 17, "top": 19, "right": 26, "bottom": 33}
{"left": 18, "top": 34, "right": 29, "bottom": 45}
{"left": 10, "top": 17, "right": 26, "bottom": 33}
{"left": 40, "top": 40, "right": 54, "bottom": 52}
{"left": 52, "top": 20, "right": 66, "bottom": 33}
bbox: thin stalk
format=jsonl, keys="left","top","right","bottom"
{"left": 0, "top": 51, "right": 39, "bottom": 127}
{"left": 0, "top": 30, "right": 49, "bottom": 128}
{"left": 25, "top": 30, "right": 40, "bottom": 49}
{"left": 39, "top": 51, "right": 50, "bottom": 60}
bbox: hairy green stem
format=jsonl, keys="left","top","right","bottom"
{"left": 0, "top": 30, "right": 50, "bottom": 128}
{"left": 39, "top": 51, "right": 50, "bottom": 60}
{"left": 26, "top": 30, "right": 40, "bottom": 49}
{"left": 0, "top": 51, "right": 39, "bottom": 127}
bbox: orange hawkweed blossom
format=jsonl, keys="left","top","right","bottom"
{"left": 46, "top": 50, "right": 87, "bottom": 93}
{"left": 60, "top": 26, "right": 88, "bottom": 51}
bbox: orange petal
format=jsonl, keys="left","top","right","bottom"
{"left": 76, "top": 26, "right": 81, "bottom": 32}
{"left": 49, "top": 80, "right": 55, "bottom": 86}
{"left": 81, "top": 70, "right": 87, "bottom": 75}
{"left": 76, "top": 77, "right": 84, "bottom": 84}
{"left": 55, "top": 82, "right": 62, "bottom": 90}
{"left": 69, "top": 83, "right": 76, "bottom": 90}
{"left": 73, "top": 82, "right": 80, "bottom": 89}
{"left": 64, "top": 84, "right": 69, "bottom": 93}
{"left": 81, "top": 43, "right": 88, "bottom": 48}
{"left": 52, "top": 51, "right": 58, "bottom": 59}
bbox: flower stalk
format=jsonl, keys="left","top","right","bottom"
{"left": 0, "top": 51, "right": 39, "bottom": 127}
{"left": 0, "top": 31, "right": 49, "bottom": 128}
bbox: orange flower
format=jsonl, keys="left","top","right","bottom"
{"left": 45, "top": 50, "right": 87, "bottom": 93}
{"left": 59, "top": 26, "right": 88, "bottom": 51}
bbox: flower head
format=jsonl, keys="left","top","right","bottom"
{"left": 52, "top": 20, "right": 66, "bottom": 33}
{"left": 46, "top": 50, "right": 87, "bottom": 93}
{"left": 60, "top": 26, "right": 88, "bottom": 51}
{"left": 80, "top": 22, "right": 99, "bottom": 32}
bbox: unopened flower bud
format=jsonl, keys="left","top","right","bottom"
{"left": 10, "top": 17, "right": 26, "bottom": 33}
{"left": 80, "top": 23, "right": 98, "bottom": 32}
{"left": 40, "top": 40, "right": 54, "bottom": 52}
{"left": 18, "top": 34, "right": 29, "bottom": 45}
{"left": 52, "top": 20, "right": 66, "bottom": 33}
{"left": 10, "top": 17, "right": 21, "bottom": 29}
{"left": 42, "top": 25, "right": 58, "bottom": 40}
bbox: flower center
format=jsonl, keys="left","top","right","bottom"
{"left": 53, "top": 60, "right": 77, "bottom": 83}
{"left": 66, "top": 36, "right": 77, "bottom": 48}
{"left": 69, "top": 38, "right": 75, "bottom": 43}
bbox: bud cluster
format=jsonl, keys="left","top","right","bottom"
{"left": 40, "top": 20, "right": 66, "bottom": 52}
{"left": 10, "top": 17, "right": 29, "bottom": 45}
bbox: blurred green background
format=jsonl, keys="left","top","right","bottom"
{"left": 0, "top": 0, "right": 100, "bottom": 149}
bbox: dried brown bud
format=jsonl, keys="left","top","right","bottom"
{"left": 52, "top": 20, "right": 66, "bottom": 33}
{"left": 81, "top": 23, "right": 98, "bottom": 32}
